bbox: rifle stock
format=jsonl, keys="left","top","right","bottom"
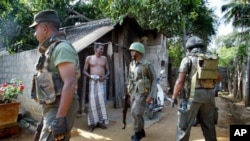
{"left": 122, "top": 90, "right": 130, "bottom": 129}
{"left": 33, "top": 117, "right": 43, "bottom": 141}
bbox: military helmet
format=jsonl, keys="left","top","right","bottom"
{"left": 185, "top": 36, "right": 204, "bottom": 49}
{"left": 129, "top": 42, "right": 145, "bottom": 54}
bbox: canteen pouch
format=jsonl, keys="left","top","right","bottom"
{"left": 35, "top": 72, "right": 56, "bottom": 104}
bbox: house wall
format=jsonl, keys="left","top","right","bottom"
{"left": 0, "top": 49, "right": 42, "bottom": 120}
{"left": 142, "top": 34, "right": 169, "bottom": 93}
{"left": 110, "top": 22, "right": 169, "bottom": 108}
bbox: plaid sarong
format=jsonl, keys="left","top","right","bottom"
{"left": 88, "top": 80, "right": 108, "bottom": 125}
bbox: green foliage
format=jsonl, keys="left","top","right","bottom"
{"left": 221, "top": 1, "right": 250, "bottom": 54}
{"left": 217, "top": 46, "right": 238, "bottom": 67}
{"left": 168, "top": 38, "right": 185, "bottom": 67}
{"left": 90, "top": 0, "right": 216, "bottom": 38}
{"left": 72, "top": 1, "right": 102, "bottom": 20}
{"left": 0, "top": 0, "right": 217, "bottom": 54}
{"left": 0, "top": 0, "right": 37, "bottom": 53}
{"left": 87, "top": 0, "right": 217, "bottom": 51}
{"left": 237, "top": 44, "right": 248, "bottom": 64}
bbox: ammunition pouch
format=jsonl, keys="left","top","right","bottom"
{"left": 35, "top": 72, "right": 63, "bottom": 104}
{"left": 136, "top": 78, "right": 151, "bottom": 94}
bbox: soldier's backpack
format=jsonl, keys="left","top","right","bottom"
{"left": 190, "top": 53, "right": 219, "bottom": 90}
{"left": 196, "top": 53, "right": 218, "bottom": 80}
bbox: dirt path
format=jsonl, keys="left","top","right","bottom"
{"left": 3, "top": 94, "right": 249, "bottom": 141}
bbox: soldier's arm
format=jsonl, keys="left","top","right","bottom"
{"left": 147, "top": 63, "right": 157, "bottom": 99}
{"left": 172, "top": 72, "right": 186, "bottom": 99}
{"left": 56, "top": 62, "right": 76, "bottom": 117}
{"left": 172, "top": 57, "right": 190, "bottom": 99}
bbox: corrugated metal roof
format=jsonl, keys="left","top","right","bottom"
{"left": 62, "top": 18, "right": 114, "bottom": 52}
{"left": 73, "top": 26, "right": 113, "bottom": 53}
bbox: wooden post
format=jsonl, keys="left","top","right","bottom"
{"left": 113, "top": 53, "right": 124, "bottom": 108}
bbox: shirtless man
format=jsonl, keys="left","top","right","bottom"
{"left": 83, "top": 42, "right": 110, "bottom": 132}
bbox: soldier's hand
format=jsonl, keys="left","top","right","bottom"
{"left": 49, "top": 117, "right": 68, "bottom": 141}
{"left": 171, "top": 98, "right": 178, "bottom": 108}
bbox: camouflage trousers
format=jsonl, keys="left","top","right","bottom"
{"left": 39, "top": 95, "right": 79, "bottom": 141}
{"left": 131, "top": 93, "right": 147, "bottom": 133}
{"left": 176, "top": 101, "right": 217, "bottom": 141}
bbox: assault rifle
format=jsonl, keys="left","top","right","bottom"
{"left": 33, "top": 117, "right": 43, "bottom": 141}
{"left": 122, "top": 89, "right": 130, "bottom": 129}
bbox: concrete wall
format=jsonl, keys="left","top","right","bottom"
{"left": 0, "top": 49, "right": 42, "bottom": 120}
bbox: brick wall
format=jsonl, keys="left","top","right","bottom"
{"left": 0, "top": 49, "right": 42, "bottom": 121}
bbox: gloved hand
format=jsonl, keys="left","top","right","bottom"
{"left": 49, "top": 117, "right": 68, "bottom": 141}
{"left": 171, "top": 98, "right": 178, "bottom": 108}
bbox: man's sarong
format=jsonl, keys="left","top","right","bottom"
{"left": 88, "top": 80, "right": 108, "bottom": 125}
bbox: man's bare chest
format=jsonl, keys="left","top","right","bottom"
{"left": 89, "top": 57, "right": 105, "bottom": 67}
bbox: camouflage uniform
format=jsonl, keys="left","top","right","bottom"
{"left": 127, "top": 57, "right": 157, "bottom": 136}
{"left": 176, "top": 48, "right": 217, "bottom": 141}
{"left": 34, "top": 34, "right": 80, "bottom": 141}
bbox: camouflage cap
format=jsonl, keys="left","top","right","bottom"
{"left": 29, "top": 9, "right": 60, "bottom": 28}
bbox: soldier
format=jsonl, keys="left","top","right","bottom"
{"left": 30, "top": 9, "right": 80, "bottom": 141}
{"left": 127, "top": 42, "right": 157, "bottom": 141}
{"left": 171, "top": 36, "right": 221, "bottom": 141}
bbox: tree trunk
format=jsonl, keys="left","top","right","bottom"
{"left": 236, "top": 60, "right": 242, "bottom": 100}
{"left": 243, "top": 56, "right": 250, "bottom": 106}
{"left": 233, "top": 57, "right": 238, "bottom": 98}
{"left": 228, "top": 67, "right": 232, "bottom": 95}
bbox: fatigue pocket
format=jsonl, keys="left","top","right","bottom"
{"left": 136, "top": 78, "right": 151, "bottom": 94}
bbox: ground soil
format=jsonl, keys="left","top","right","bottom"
{"left": 2, "top": 93, "right": 250, "bottom": 141}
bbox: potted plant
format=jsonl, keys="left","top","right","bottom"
{"left": 0, "top": 78, "right": 25, "bottom": 126}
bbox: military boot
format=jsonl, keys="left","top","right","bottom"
{"left": 139, "top": 129, "right": 145, "bottom": 137}
{"left": 131, "top": 132, "right": 142, "bottom": 141}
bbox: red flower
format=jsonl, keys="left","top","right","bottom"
{"left": 20, "top": 84, "right": 25, "bottom": 91}
{"left": 2, "top": 83, "right": 7, "bottom": 87}
{"left": 0, "top": 78, "right": 24, "bottom": 103}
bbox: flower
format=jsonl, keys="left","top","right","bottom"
{"left": 0, "top": 78, "right": 25, "bottom": 103}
